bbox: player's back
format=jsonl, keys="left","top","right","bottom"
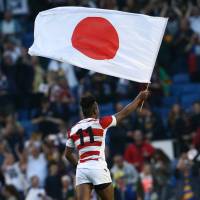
{"left": 67, "top": 116, "right": 117, "bottom": 169}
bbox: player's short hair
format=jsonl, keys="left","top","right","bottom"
{"left": 80, "top": 93, "right": 97, "bottom": 117}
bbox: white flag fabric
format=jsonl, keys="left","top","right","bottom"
{"left": 29, "top": 7, "right": 168, "bottom": 83}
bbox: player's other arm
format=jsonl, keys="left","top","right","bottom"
{"left": 115, "top": 90, "right": 149, "bottom": 124}
{"left": 65, "top": 133, "right": 78, "bottom": 167}
{"left": 65, "top": 147, "right": 78, "bottom": 167}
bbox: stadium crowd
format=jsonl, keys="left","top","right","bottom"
{"left": 0, "top": 0, "right": 200, "bottom": 199}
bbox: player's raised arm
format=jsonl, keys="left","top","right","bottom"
{"left": 115, "top": 90, "right": 150, "bottom": 124}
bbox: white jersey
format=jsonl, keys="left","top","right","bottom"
{"left": 66, "top": 115, "right": 117, "bottom": 169}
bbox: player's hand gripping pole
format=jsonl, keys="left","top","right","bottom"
{"left": 140, "top": 83, "right": 150, "bottom": 112}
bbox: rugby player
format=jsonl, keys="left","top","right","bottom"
{"left": 65, "top": 90, "right": 149, "bottom": 200}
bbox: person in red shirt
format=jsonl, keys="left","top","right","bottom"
{"left": 124, "top": 130, "right": 155, "bottom": 171}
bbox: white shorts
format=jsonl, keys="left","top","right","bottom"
{"left": 76, "top": 168, "right": 112, "bottom": 186}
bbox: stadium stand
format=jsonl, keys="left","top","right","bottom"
{"left": 0, "top": 0, "right": 200, "bottom": 200}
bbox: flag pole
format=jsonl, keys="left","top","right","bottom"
{"left": 140, "top": 83, "right": 150, "bottom": 112}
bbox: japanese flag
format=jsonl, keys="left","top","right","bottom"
{"left": 29, "top": 7, "right": 168, "bottom": 83}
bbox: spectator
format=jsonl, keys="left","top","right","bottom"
{"left": 1, "top": 114, "right": 24, "bottom": 154}
{"left": 0, "top": 141, "right": 7, "bottom": 167}
{"left": 115, "top": 103, "right": 133, "bottom": 132}
{"left": 165, "top": 7, "right": 180, "bottom": 37}
{"left": 151, "top": 149, "right": 172, "bottom": 200}
{"left": 61, "top": 175, "right": 74, "bottom": 200}
{"left": 31, "top": 56, "right": 44, "bottom": 93}
{"left": 89, "top": 73, "right": 114, "bottom": 103}
{"left": 100, "top": 0, "right": 118, "bottom": 10}
{"left": 32, "top": 97, "right": 63, "bottom": 137}
{"left": 191, "top": 101, "right": 200, "bottom": 131}
{"left": 2, "top": 53, "right": 16, "bottom": 93}
{"left": 48, "top": 60, "right": 61, "bottom": 72}
{"left": 168, "top": 103, "right": 184, "bottom": 137}
{"left": 2, "top": 152, "right": 28, "bottom": 193}
{"left": 113, "top": 171, "right": 137, "bottom": 200}
{"left": 173, "top": 18, "right": 195, "bottom": 74}
{"left": 48, "top": 75, "right": 73, "bottom": 104}
{"left": 6, "top": 0, "right": 29, "bottom": 16}
{"left": 0, "top": 11, "right": 21, "bottom": 36}
{"left": 3, "top": 39, "right": 21, "bottom": 64}
{"left": 140, "top": 163, "right": 158, "bottom": 200}
{"left": 124, "top": 130, "right": 155, "bottom": 171}
{"left": 192, "top": 128, "right": 200, "bottom": 150}
{"left": 168, "top": 104, "right": 194, "bottom": 151}
{"left": 80, "top": 0, "right": 97, "bottom": 7}
{"left": 0, "top": 70, "right": 9, "bottom": 95}
{"left": 111, "top": 154, "right": 139, "bottom": 185}
{"left": 116, "top": 79, "right": 130, "bottom": 99}
{"left": 60, "top": 62, "right": 79, "bottom": 98}
{"left": 159, "top": 66, "right": 172, "bottom": 96}
{"left": 0, "top": 0, "right": 4, "bottom": 14}
{"left": 174, "top": 152, "right": 200, "bottom": 199}
{"left": 15, "top": 48, "right": 34, "bottom": 94}
{"left": 38, "top": 74, "right": 50, "bottom": 96}
{"left": 122, "top": 0, "right": 136, "bottom": 12}
{"left": 26, "top": 142, "right": 47, "bottom": 186}
{"left": 109, "top": 102, "right": 133, "bottom": 157}
{"left": 25, "top": 176, "right": 46, "bottom": 200}
{"left": 149, "top": 69, "right": 163, "bottom": 105}
{"left": 188, "top": 5, "right": 200, "bottom": 36}
{"left": 134, "top": 106, "right": 165, "bottom": 140}
{"left": 44, "top": 135, "right": 62, "bottom": 163}
{"left": 2, "top": 185, "right": 20, "bottom": 200}
{"left": 0, "top": 170, "right": 5, "bottom": 198}
{"left": 45, "top": 162, "right": 62, "bottom": 199}
{"left": 49, "top": 75, "right": 74, "bottom": 120}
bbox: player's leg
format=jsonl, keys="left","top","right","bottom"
{"left": 76, "top": 183, "right": 93, "bottom": 200}
{"left": 89, "top": 168, "right": 113, "bottom": 200}
{"left": 95, "top": 183, "right": 114, "bottom": 200}
{"left": 76, "top": 168, "right": 93, "bottom": 200}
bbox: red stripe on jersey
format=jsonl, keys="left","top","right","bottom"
{"left": 71, "top": 128, "right": 104, "bottom": 142}
{"left": 77, "top": 141, "right": 102, "bottom": 150}
{"left": 80, "top": 151, "right": 100, "bottom": 159}
{"left": 80, "top": 158, "right": 98, "bottom": 163}
{"left": 99, "top": 116, "right": 112, "bottom": 129}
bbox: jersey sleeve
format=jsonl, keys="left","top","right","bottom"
{"left": 66, "top": 130, "right": 75, "bottom": 148}
{"left": 99, "top": 115, "right": 117, "bottom": 129}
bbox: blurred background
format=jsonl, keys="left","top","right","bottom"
{"left": 0, "top": 0, "right": 200, "bottom": 200}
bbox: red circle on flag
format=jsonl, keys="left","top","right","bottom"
{"left": 71, "top": 17, "right": 119, "bottom": 60}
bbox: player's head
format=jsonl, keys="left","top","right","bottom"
{"left": 80, "top": 93, "right": 99, "bottom": 118}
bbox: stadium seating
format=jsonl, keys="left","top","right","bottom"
{"left": 172, "top": 73, "right": 190, "bottom": 84}
{"left": 17, "top": 109, "right": 29, "bottom": 121}
{"left": 181, "top": 94, "right": 200, "bottom": 109}
{"left": 153, "top": 107, "right": 170, "bottom": 126}
{"left": 119, "top": 99, "right": 132, "bottom": 106}
{"left": 162, "top": 96, "right": 178, "bottom": 107}
{"left": 99, "top": 103, "right": 114, "bottom": 115}
{"left": 170, "top": 83, "right": 200, "bottom": 96}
